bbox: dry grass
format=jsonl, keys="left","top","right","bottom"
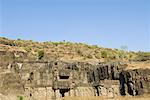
{"left": 0, "top": 37, "right": 150, "bottom": 63}
{"left": 63, "top": 95, "right": 150, "bottom": 100}
{"left": 126, "top": 61, "right": 150, "bottom": 70}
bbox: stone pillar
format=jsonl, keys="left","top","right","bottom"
{"left": 83, "top": 72, "right": 88, "bottom": 83}
{"left": 55, "top": 90, "right": 61, "bottom": 100}
{"left": 46, "top": 87, "right": 54, "bottom": 100}
{"left": 37, "top": 72, "right": 41, "bottom": 85}
{"left": 99, "top": 86, "right": 107, "bottom": 96}
{"left": 70, "top": 89, "right": 74, "bottom": 96}
{"left": 107, "top": 87, "right": 114, "bottom": 98}
{"left": 125, "top": 84, "right": 129, "bottom": 96}
{"left": 65, "top": 91, "right": 70, "bottom": 96}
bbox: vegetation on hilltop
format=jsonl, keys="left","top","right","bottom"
{"left": 0, "top": 37, "right": 149, "bottom": 62}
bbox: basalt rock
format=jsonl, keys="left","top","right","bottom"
{"left": 120, "top": 68, "right": 150, "bottom": 96}
{"left": 0, "top": 53, "right": 150, "bottom": 100}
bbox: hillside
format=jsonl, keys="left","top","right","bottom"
{"left": 0, "top": 37, "right": 149, "bottom": 62}
{"left": 0, "top": 37, "right": 150, "bottom": 100}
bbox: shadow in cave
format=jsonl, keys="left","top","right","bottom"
{"left": 59, "top": 89, "right": 70, "bottom": 97}
{"left": 95, "top": 86, "right": 99, "bottom": 96}
{"left": 119, "top": 72, "right": 126, "bottom": 95}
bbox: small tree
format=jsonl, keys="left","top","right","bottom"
{"left": 120, "top": 45, "right": 128, "bottom": 51}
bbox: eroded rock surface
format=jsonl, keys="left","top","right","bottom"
{"left": 0, "top": 51, "right": 150, "bottom": 100}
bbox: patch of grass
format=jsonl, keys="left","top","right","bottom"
{"left": 24, "top": 47, "right": 32, "bottom": 52}
{"left": 101, "top": 50, "right": 108, "bottom": 58}
{"left": 135, "top": 52, "right": 150, "bottom": 61}
{"left": 17, "top": 95, "right": 24, "bottom": 100}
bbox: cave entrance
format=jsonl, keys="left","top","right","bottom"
{"left": 59, "top": 76, "right": 69, "bottom": 79}
{"left": 95, "top": 86, "right": 99, "bottom": 96}
{"left": 59, "top": 89, "right": 70, "bottom": 97}
{"left": 119, "top": 72, "right": 126, "bottom": 95}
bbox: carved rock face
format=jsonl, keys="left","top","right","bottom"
{"left": 0, "top": 60, "right": 150, "bottom": 100}
{"left": 122, "top": 69, "right": 150, "bottom": 96}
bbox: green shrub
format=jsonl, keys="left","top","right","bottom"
{"left": 101, "top": 50, "right": 108, "bottom": 58}
{"left": 24, "top": 47, "right": 32, "bottom": 52}
{"left": 136, "top": 52, "right": 150, "bottom": 61}
{"left": 17, "top": 38, "right": 21, "bottom": 41}
{"left": 118, "top": 50, "right": 130, "bottom": 59}
{"left": 77, "top": 49, "right": 83, "bottom": 56}
{"left": 38, "top": 50, "right": 44, "bottom": 59}
{"left": 113, "top": 54, "right": 119, "bottom": 59}
{"left": 87, "top": 54, "right": 93, "bottom": 59}
{"left": 18, "top": 96, "right": 24, "bottom": 100}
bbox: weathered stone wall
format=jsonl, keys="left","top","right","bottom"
{"left": 120, "top": 69, "right": 150, "bottom": 96}
{"left": 0, "top": 51, "right": 150, "bottom": 100}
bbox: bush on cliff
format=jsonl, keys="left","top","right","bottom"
{"left": 38, "top": 50, "right": 44, "bottom": 59}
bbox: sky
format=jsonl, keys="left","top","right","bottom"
{"left": 0, "top": 0, "right": 150, "bottom": 51}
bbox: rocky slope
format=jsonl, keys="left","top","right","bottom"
{"left": 0, "top": 37, "right": 150, "bottom": 100}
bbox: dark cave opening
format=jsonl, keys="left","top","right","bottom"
{"left": 140, "top": 81, "right": 143, "bottom": 88}
{"left": 59, "top": 76, "right": 69, "bottom": 79}
{"left": 111, "top": 66, "right": 115, "bottom": 80}
{"left": 59, "top": 89, "right": 70, "bottom": 97}
{"left": 119, "top": 72, "right": 126, "bottom": 95}
{"left": 95, "top": 86, "right": 99, "bottom": 96}
{"left": 92, "top": 71, "right": 96, "bottom": 81}
{"left": 30, "top": 93, "right": 32, "bottom": 97}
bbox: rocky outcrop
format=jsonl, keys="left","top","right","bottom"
{"left": 120, "top": 69, "right": 150, "bottom": 96}
{"left": 0, "top": 51, "right": 150, "bottom": 100}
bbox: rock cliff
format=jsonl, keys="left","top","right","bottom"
{"left": 0, "top": 55, "right": 150, "bottom": 100}
{"left": 0, "top": 38, "right": 150, "bottom": 100}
